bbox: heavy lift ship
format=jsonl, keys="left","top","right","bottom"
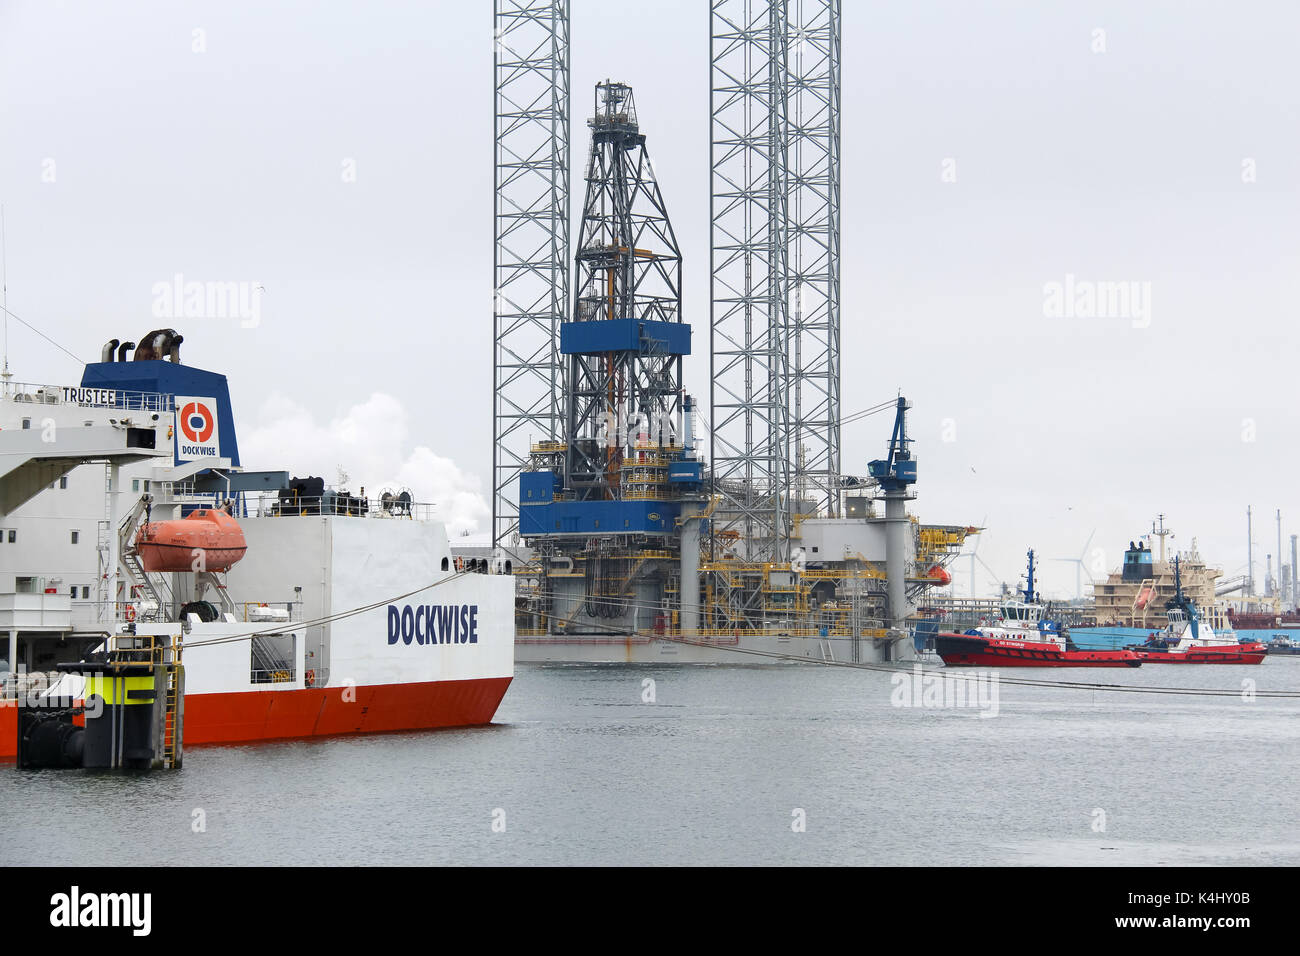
{"left": 1, "top": 330, "right": 515, "bottom": 763}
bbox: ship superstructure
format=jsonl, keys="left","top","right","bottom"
{"left": 1090, "top": 523, "right": 1231, "bottom": 633}
{"left": 1, "top": 332, "right": 514, "bottom": 757}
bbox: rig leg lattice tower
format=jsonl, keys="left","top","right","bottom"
{"left": 709, "top": 0, "right": 842, "bottom": 563}
{"left": 493, "top": 0, "right": 570, "bottom": 550}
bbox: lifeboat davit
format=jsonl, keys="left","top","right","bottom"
{"left": 135, "top": 508, "right": 248, "bottom": 573}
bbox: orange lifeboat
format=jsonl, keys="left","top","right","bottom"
{"left": 135, "top": 508, "right": 248, "bottom": 573}
{"left": 927, "top": 564, "right": 952, "bottom": 586}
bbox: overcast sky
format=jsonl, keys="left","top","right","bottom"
{"left": 2, "top": 1, "right": 1298, "bottom": 597}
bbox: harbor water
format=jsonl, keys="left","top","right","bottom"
{"left": 3, "top": 659, "right": 1299, "bottom": 866}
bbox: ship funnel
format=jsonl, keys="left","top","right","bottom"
{"left": 101, "top": 339, "right": 120, "bottom": 363}
{"left": 134, "top": 328, "right": 181, "bottom": 362}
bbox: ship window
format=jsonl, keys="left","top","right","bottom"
{"left": 21, "top": 418, "right": 30, "bottom": 430}
{"left": 441, "top": 557, "right": 449, "bottom": 571}
{"left": 59, "top": 476, "right": 68, "bottom": 489}
{"left": 7, "top": 530, "right": 14, "bottom": 543}
{"left": 82, "top": 586, "right": 90, "bottom": 599}
{"left": 70, "top": 530, "right": 79, "bottom": 544}
{"left": 15, "top": 577, "right": 35, "bottom": 593}
{"left": 132, "top": 479, "right": 140, "bottom": 492}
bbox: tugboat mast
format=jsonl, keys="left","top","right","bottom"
{"left": 1022, "top": 548, "right": 1037, "bottom": 603}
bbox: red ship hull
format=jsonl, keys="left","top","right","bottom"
{"left": 1229, "top": 612, "right": 1300, "bottom": 628}
{"left": 1128, "top": 643, "right": 1267, "bottom": 664}
{"left": 936, "top": 632, "right": 1142, "bottom": 667}
{"left": 0, "top": 675, "right": 512, "bottom": 761}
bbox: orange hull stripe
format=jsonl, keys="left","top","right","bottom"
{"left": 0, "top": 676, "right": 512, "bottom": 760}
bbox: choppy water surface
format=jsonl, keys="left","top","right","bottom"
{"left": 4, "top": 659, "right": 1298, "bottom": 865}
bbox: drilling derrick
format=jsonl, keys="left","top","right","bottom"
{"left": 565, "top": 82, "right": 685, "bottom": 500}
{"left": 519, "top": 81, "right": 704, "bottom": 638}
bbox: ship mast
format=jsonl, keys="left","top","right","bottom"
{"left": 1247, "top": 506, "right": 1254, "bottom": 596}
{"left": 1151, "top": 513, "right": 1171, "bottom": 564}
{"left": 1022, "top": 548, "right": 1037, "bottom": 603}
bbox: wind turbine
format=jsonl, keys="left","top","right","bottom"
{"left": 1050, "top": 528, "right": 1096, "bottom": 600}
{"left": 959, "top": 517, "right": 999, "bottom": 598}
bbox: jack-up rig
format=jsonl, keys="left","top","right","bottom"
{"left": 509, "top": 81, "right": 973, "bottom": 663}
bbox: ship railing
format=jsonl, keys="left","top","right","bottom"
{"left": 97, "top": 598, "right": 170, "bottom": 625}
{"left": 241, "top": 602, "right": 304, "bottom": 623}
{"left": 250, "top": 667, "right": 297, "bottom": 685}
{"left": 241, "top": 493, "right": 440, "bottom": 521}
{"left": 622, "top": 488, "right": 671, "bottom": 501}
{"left": 105, "top": 631, "right": 183, "bottom": 667}
{"left": 1, "top": 381, "right": 174, "bottom": 412}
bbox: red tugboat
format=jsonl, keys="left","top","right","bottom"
{"left": 1125, "top": 557, "right": 1267, "bottom": 664}
{"left": 936, "top": 549, "right": 1143, "bottom": 668}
